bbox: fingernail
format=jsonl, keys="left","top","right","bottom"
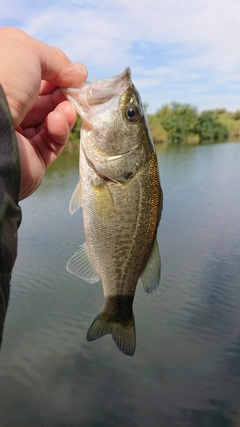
{"left": 74, "top": 62, "right": 88, "bottom": 80}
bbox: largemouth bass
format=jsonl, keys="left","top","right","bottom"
{"left": 62, "top": 68, "right": 163, "bottom": 356}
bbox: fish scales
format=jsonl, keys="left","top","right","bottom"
{"left": 62, "top": 68, "right": 163, "bottom": 356}
{"left": 81, "top": 147, "right": 161, "bottom": 297}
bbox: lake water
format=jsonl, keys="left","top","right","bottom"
{"left": 0, "top": 142, "right": 240, "bottom": 427}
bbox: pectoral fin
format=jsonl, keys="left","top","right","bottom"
{"left": 91, "top": 180, "right": 115, "bottom": 220}
{"left": 140, "top": 239, "right": 161, "bottom": 294}
{"left": 66, "top": 242, "right": 100, "bottom": 283}
{"left": 69, "top": 181, "right": 82, "bottom": 215}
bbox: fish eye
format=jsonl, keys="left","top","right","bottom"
{"left": 125, "top": 105, "right": 140, "bottom": 122}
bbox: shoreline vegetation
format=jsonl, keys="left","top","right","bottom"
{"left": 68, "top": 102, "right": 240, "bottom": 148}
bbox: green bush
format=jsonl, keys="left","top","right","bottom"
{"left": 69, "top": 115, "right": 82, "bottom": 145}
{"left": 156, "top": 102, "right": 198, "bottom": 143}
{"left": 194, "top": 111, "right": 228, "bottom": 141}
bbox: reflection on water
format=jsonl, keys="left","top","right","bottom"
{"left": 0, "top": 142, "right": 240, "bottom": 426}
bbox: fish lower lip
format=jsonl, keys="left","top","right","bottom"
{"left": 107, "top": 144, "right": 140, "bottom": 161}
{"left": 107, "top": 154, "right": 122, "bottom": 161}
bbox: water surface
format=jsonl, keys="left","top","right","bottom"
{"left": 0, "top": 142, "right": 240, "bottom": 427}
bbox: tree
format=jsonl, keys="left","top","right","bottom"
{"left": 194, "top": 111, "right": 228, "bottom": 141}
{"left": 143, "top": 102, "right": 149, "bottom": 112}
{"left": 156, "top": 102, "right": 198, "bottom": 143}
{"left": 233, "top": 110, "right": 240, "bottom": 120}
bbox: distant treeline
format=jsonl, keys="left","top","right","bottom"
{"left": 147, "top": 103, "right": 240, "bottom": 144}
{"left": 69, "top": 102, "right": 240, "bottom": 146}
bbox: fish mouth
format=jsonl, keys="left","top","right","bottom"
{"left": 86, "top": 67, "right": 131, "bottom": 106}
{"left": 61, "top": 68, "right": 132, "bottom": 113}
{"left": 90, "top": 67, "right": 131, "bottom": 89}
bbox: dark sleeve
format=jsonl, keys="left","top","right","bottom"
{"left": 0, "top": 85, "right": 22, "bottom": 346}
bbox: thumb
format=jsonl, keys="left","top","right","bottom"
{"left": 38, "top": 44, "right": 88, "bottom": 87}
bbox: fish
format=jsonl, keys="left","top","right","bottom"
{"left": 62, "top": 68, "right": 163, "bottom": 357}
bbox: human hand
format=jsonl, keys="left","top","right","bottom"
{"left": 0, "top": 27, "right": 87, "bottom": 200}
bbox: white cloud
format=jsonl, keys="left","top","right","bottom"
{"left": 19, "top": 0, "right": 240, "bottom": 69}
{"left": 0, "top": 0, "right": 240, "bottom": 111}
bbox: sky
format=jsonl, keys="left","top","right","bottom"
{"left": 0, "top": 0, "right": 239, "bottom": 113}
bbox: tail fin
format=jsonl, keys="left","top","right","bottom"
{"left": 86, "top": 311, "right": 136, "bottom": 357}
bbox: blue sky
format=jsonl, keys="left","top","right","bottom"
{"left": 1, "top": 0, "right": 239, "bottom": 113}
